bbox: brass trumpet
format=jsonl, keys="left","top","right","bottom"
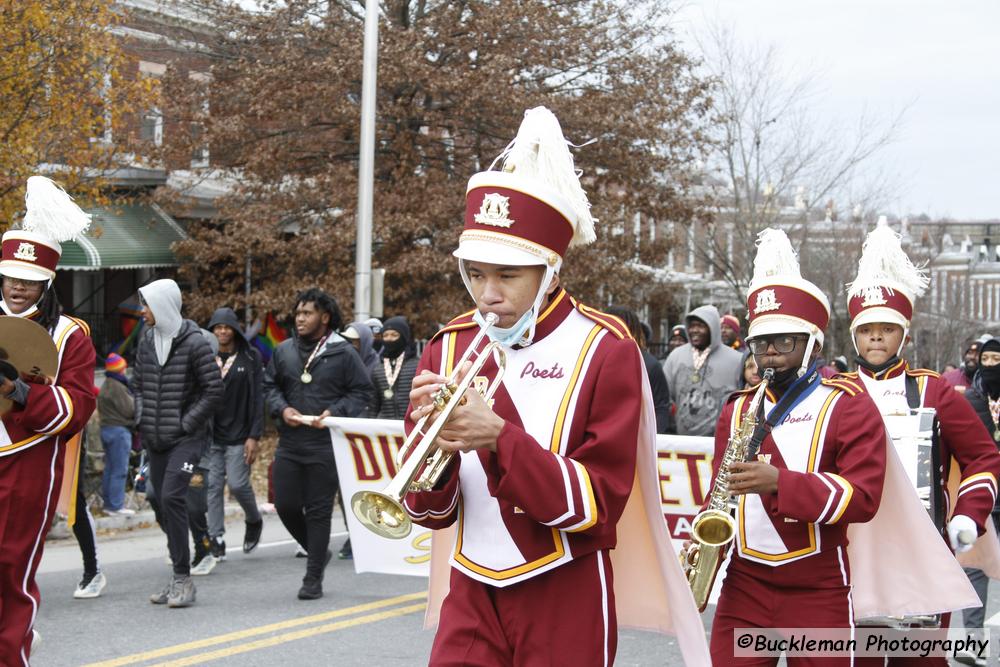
{"left": 351, "top": 313, "right": 507, "bottom": 539}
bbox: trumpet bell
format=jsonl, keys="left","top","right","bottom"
{"left": 351, "top": 490, "right": 412, "bottom": 540}
{"left": 691, "top": 508, "right": 736, "bottom": 547}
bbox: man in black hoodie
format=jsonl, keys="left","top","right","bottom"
{"left": 263, "top": 289, "right": 372, "bottom": 600}
{"left": 135, "top": 279, "right": 222, "bottom": 608}
{"left": 206, "top": 307, "right": 265, "bottom": 560}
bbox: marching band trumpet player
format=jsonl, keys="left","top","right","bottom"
{"left": 401, "top": 108, "right": 709, "bottom": 666}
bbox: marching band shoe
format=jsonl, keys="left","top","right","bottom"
{"left": 73, "top": 571, "right": 107, "bottom": 599}
{"left": 243, "top": 520, "right": 263, "bottom": 554}
{"left": 298, "top": 578, "right": 323, "bottom": 600}
{"left": 167, "top": 576, "right": 196, "bottom": 608}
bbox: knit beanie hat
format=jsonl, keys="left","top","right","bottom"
{"left": 106, "top": 353, "right": 127, "bottom": 374}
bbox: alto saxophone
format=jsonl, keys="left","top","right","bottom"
{"left": 679, "top": 367, "right": 774, "bottom": 611}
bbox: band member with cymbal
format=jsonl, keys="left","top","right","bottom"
{"left": 842, "top": 222, "right": 1000, "bottom": 666}
{"left": 263, "top": 289, "right": 371, "bottom": 600}
{"left": 707, "top": 228, "right": 979, "bottom": 666}
{"left": 402, "top": 107, "right": 709, "bottom": 666}
{"left": 0, "top": 177, "right": 96, "bottom": 662}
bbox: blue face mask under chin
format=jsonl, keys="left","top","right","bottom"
{"left": 474, "top": 309, "right": 534, "bottom": 347}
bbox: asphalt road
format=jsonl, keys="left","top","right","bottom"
{"left": 31, "top": 511, "right": 691, "bottom": 666}
{"left": 31, "top": 508, "right": 1000, "bottom": 666}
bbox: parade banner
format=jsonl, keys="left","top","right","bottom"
{"left": 323, "top": 417, "right": 715, "bottom": 577}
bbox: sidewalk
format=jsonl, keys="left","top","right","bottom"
{"left": 47, "top": 500, "right": 265, "bottom": 540}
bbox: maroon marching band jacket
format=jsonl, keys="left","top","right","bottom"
{"left": 402, "top": 289, "right": 643, "bottom": 587}
{"left": 843, "top": 360, "right": 1000, "bottom": 536}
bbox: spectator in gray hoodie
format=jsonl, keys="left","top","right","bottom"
{"left": 134, "top": 279, "right": 222, "bottom": 608}
{"left": 661, "top": 305, "right": 743, "bottom": 436}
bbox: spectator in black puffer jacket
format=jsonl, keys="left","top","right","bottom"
{"left": 135, "top": 279, "right": 222, "bottom": 608}
{"left": 264, "top": 288, "right": 372, "bottom": 600}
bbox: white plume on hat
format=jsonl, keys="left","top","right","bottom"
{"left": 22, "top": 176, "right": 91, "bottom": 243}
{"left": 493, "top": 107, "right": 596, "bottom": 246}
{"left": 846, "top": 218, "right": 928, "bottom": 300}
{"left": 748, "top": 227, "right": 801, "bottom": 291}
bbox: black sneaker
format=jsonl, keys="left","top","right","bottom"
{"left": 243, "top": 520, "right": 263, "bottom": 554}
{"left": 338, "top": 538, "right": 352, "bottom": 560}
{"left": 210, "top": 536, "right": 226, "bottom": 561}
{"left": 298, "top": 578, "right": 323, "bottom": 600}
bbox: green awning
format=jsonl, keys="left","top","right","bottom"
{"left": 59, "top": 203, "right": 187, "bottom": 271}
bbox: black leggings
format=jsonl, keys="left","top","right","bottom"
{"left": 73, "top": 475, "right": 99, "bottom": 576}
{"left": 273, "top": 450, "right": 338, "bottom": 581}
{"left": 148, "top": 440, "right": 202, "bottom": 576}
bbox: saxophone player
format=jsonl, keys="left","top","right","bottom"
{"left": 709, "top": 229, "right": 890, "bottom": 666}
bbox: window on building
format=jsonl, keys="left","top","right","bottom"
{"left": 189, "top": 71, "right": 211, "bottom": 167}
{"left": 139, "top": 61, "right": 166, "bottom": 148}
{"left": 140, "top": 108, "right": 163, "bottom": 146}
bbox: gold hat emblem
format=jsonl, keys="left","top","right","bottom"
{"left": 859, "top": 285, "right": 888, "bottom": 308}
{"left": 474, "top": 193, "right": 515, "bottom": 228}
{"left": 754, "top": 288, "right": 782, "bottom": 314}
{"left": 12, "top": 242, "right": 37, "bottom": 262}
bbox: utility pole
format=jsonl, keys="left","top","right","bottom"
{"left": 353, "top": 0, "right": 379, "bottom": 321}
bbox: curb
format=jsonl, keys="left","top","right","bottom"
{"left": 49, "top": 502, "right": 254, "bottom": 539}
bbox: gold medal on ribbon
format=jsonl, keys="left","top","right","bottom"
{"left": 301, "top": 372, "right": 312, "bottom": 384}
{"left": 384, "top": 388, "right": 394, "bottom": 399}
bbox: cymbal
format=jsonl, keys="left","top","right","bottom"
{"left": 0, "top": 317, "right": 59, "bottom": 416}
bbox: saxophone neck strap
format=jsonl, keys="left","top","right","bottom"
{"left": 746, "top": 364, "right": 821, "bottom": 459}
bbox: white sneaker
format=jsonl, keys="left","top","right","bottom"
{"left": 31, "top": 629, "right": 40, "bottom": 649}
{"left": 294, "top": 545, "right": 307, "bottom": 558}
{"left": 190, "top": 554, "right": 217, "bottom": 576}
{"left": 73, "top": 571, "right": 107, "bottom": 599}
{"left": 105, "top": 508, "right": 136, "bottom": 516}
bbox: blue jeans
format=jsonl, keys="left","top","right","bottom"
{"left": 100, "top": 425, "right": 132, "bottom": 511}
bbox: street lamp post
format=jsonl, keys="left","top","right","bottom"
{"left": 354, "top": 0, "right": 379, "bottom": 321}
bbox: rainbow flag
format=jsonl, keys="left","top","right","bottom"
{"left": 253, "top": 312, "right": 288, "bottom": 364}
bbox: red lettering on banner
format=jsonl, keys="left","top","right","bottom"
{"left": 345, "top": 432, "right": 381, "bottom": 482}
{"left": 676, "top": 452, "right": 709, "bottom": 506}
{"left": 657, "top": 451, "right": 681, "bottom": 506}
{"left": 377, "top": 435, "right": 404, "bottom": 478}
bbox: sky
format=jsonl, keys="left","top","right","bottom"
{"left": 673, "top": 1, "right": 1000, "bottom": 220}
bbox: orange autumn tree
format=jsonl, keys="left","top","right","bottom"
{"left": 0, "top": 0, "right": 154, "bottom": 223}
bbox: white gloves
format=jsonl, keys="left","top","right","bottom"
{"left": 947, "top": 514, "right": 977, "bottom": 554}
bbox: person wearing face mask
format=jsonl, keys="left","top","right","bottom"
{"left": 401, "top": 108, "right": 709, "bottom": 666}
{"left": 134, "top": 279, "right": 223, "bottom": 608}
{"left": 961, "top": 337, "right": 1000, "bottom": 659}
{"left": 839, "top": 224, "right": 1000, "bottom": 667}
{"left": 706, "top": 228, "right": 978, "bottom": 666}
{"left": 368, "top": 316, "right": 418, "bottom": 421}
{"left": 0, "top": 177, "right": 97, "bottom": 662}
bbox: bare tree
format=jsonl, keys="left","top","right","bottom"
{"left": 691, "top": 20, "right": 905, "bottom": 304}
